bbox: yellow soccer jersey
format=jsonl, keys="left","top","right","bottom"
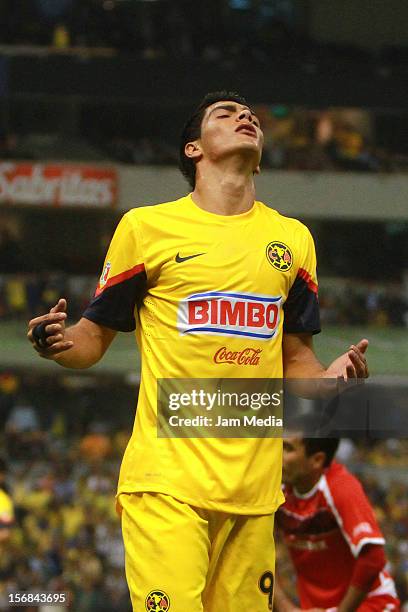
{"left": 83, "top": 194, "right": 320, "bottom": 514}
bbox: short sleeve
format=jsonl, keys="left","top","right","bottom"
{"left": 82, "top": 213, "right": 147, "bottom": 332}
{"left": 327, "top": 470, "right": 385, "bottom": 557}
{"left": 283, "top": 226, "right": 320, "bottom": 334}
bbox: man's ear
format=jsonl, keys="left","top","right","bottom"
{"left": 311, "top": 451, "right": 326, "bottom": 470}
{"left": 254, "top": 165, "right": 261, "bottom": 175}
{"left": 185, "top": 141, "right": 202, "bottom": 161}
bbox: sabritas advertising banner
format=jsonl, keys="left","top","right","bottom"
{"left": 0, "top": 162, "right": 117, "bottom": 207}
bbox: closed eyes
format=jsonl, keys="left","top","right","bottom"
{"left": 215, "top": 111, "right": 260, "bottom": 128}
{"left": 217, "top": 113, "right": 260, "bottom": 127}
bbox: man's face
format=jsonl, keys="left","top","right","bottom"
{"left": 197, "top": 100, "right": 264, "bottom": 168}
{"left": 282, "top": 436, "right": 314, "bottom": 487}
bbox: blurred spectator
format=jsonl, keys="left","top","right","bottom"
{"left": 5, "top": 399, "right": 40, "bottom": 433}
{"left": 326, "top": 122, "right": 380, "bottom": 172}
{"left": 0, "top": 227, "right": 24, "bottom": 273}
{"left": 79, "top": 423, "right": 113, "bottom": 464}
{"left": 5, "top": 398, "right": 46, "bottom": 460}
{"left": 3, "top": 277, "right": 27, "bottom": 318}
{"left": 0, "top": 132, "right": 19, "bottom": 160}
{"left": 0, "top": 457, "right": 14, "bottom": 544}
{"left": 52, "top": 23, "right": 70, "bottom": 49}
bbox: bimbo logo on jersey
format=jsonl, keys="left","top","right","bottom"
{"left": 177, "top": 291, "right": 282, "bottom": 340}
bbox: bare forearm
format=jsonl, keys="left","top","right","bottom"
{"left": 283, "top": 349, "right": 325, "bottom": 378}
{"left": 336, "top": 585, "right": 367, "bottom": 612}
{"left": 337, "top": 545, "right": 386, "bottom": 612}
{"left": 282, "top": 334, "right": 369, "bottom": 381}
{"left": 273, "top": 580, "right": 299, "bottom": 612}
{"left": 53, "top": 319, "right": 114, "bottom": 368}
{"left": 27, "top": 300, "right": 117, "bottom": 369}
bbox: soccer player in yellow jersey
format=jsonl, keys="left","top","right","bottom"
{"left": 27, "top": 92, "right": 369, "bottom": 611}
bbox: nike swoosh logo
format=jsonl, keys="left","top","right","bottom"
{"left": 175, "top": 252, "right": 206, "bottom": 263}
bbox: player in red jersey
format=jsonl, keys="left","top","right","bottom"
{"left": 275, "top": 436, "right": 400, "bottom": 612}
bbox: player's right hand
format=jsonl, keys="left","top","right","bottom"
{"left": 27, "top": 298, "right": 74, "bottom": 359}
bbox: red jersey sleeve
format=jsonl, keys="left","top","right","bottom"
{"left": 322, "top": 463, "right": 385, "bottom": 557}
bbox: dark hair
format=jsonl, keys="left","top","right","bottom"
{"left": 302, "top": 438, "right": 340, "bottom": 468}
{"left": 179, "top": 91, "right": 248, "bottom": 189}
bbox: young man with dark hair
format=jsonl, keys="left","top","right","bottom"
{"left": 275, "top": 437, "right": 399, "bottom": 612}
{"left": 179, "top": 91, "right": 249, "bottom": 188}
{"left": 27, "top": 91, "right": 369, "bottom": 611}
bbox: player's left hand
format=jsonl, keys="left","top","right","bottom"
{"left": 324, "top": 338, "right": 369, "bottom": 380}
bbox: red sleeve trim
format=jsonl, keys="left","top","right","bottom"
{"left": 298, "top": 268, "right": 318, "bottom": 294}
{"left": 95, "top": 263, "right": 145, "bottom": 297}
{"left": 350, "top": 544, "right": 386, "bottom": 591}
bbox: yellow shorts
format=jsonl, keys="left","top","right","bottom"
{"left": 119, "top": 492, "right": 275, "bottom": 612}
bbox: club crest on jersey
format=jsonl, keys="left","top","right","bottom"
{"left": 266, "top": 242, "right": 293, "bottom": 272}
{"left": 177, "top": 291, "right": 282, "bottom": 340}
{"left": 145, "top": 590, "right": 170, "bottom": 611}
{"left": 99, "top": 262, "right": 111, "bottom": 287}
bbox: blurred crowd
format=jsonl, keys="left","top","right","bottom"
{"left": 1, "top": 3, "right": 408, "bottom": 174}
{"left": 0, "top": 273, "right": 406, "bottom": 329}
{"left": 2, "top": 106, "right": 408, "bottom": 173}
{"left": 100, "top": 115, "right": 390, "bottom": 172}
{"left": 0, "top": 371, "right": 134, "bottom": 612}
{"left": 0, "top": 0, "right": 355, "bottom": 62}
{"left": 1, "top": 373, "right": 408, "bottom": 611}
{"left": 256, "top": 106, "right": 398, "bottom": 173}
{"left": 1, "top": 0, "right": 408, "bottom": 72}
{"left": 318, "top": 282, "right": 408, "bottom": 328}
{"left": 0, "top": 274, "right": 95, "bottom": 324}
